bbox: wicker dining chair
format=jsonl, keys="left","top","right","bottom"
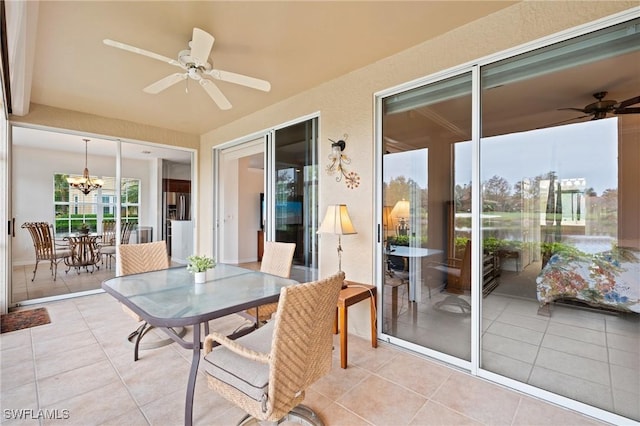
{"left": 203, "top": 271, "right": 345, "bottom": 425}
{"left": 22, "top": 222, "right": 71, "bottom": 282}
{"left": 118, "top": 241, "right": 184, "bottom": 361}
{"left": 102, "top": 221, "right": 136, "bottom": 269}
{"left": 246, "top": 241, "right": 296, "bottom": 323}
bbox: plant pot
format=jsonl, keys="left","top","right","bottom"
{"left": 194, "top": 271, "right": 206, "bottom": 284}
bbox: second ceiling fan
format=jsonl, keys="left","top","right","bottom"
{"left": 104, "top": 28, "right": 271, "bottom": 110}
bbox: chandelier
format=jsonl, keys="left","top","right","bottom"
{"left": 67, "top": 139, "right": 104, "bottom": 195}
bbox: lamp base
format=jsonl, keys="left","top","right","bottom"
{"left": 338, "top": 270, "right": 348, "bottom": 289}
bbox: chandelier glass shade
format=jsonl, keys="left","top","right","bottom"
{"left": 67, "top": 139, "right": 104, "bottom": 195}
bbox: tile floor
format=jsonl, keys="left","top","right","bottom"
{"left": 1, "top": 292, "right": 612, "bottom": 426}
{"left": 383, "top": 268, "right": 640, "bottom": 423}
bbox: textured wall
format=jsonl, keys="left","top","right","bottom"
{"left": 199, "top": 2, "right": 638, "bottom": 288}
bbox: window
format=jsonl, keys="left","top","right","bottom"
{"left": 54, "top": 173, "right": 140, "bottom": 235}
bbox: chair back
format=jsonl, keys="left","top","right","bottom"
{"left": 101, "top": 220, "right": 116, "bottom": 245}
{"left": 22, "top": 222, "right": 58, "bottom": 261}
{"left": 260, "top": 242, "right": 296, "bottom": 278}
{"left": 267, "top": 271, "right": 344, "bottom": 418}
{"left": 118, "top": 241, "right": 169, "bottom": 276}
{"left": 121, "top": 221, "right": 135, "bottom": 244}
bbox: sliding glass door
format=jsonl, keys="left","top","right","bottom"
{"left": 381, "top": 71, "right": 473, "bottom": 361}
{"left": 10, "top": 126, "right": 193, "bottom": 305}
{"left": 479, "top": 18, "right": 639, "bottom": 421}
{"left": 213, "top": 116, "right": 319, "bottom": 279}
{"left": 377, "top": 15, "right": 639, "bottom": 423}
{"left": 271, "top": 118, "right": 319, "bottom": 269}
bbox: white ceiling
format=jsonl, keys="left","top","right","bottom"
{"left": 8, "top": 1, "right": 517, "bottom": 136}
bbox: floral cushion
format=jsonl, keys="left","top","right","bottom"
{"left": 536, "top": 247, "right": 640, "bottom": 313}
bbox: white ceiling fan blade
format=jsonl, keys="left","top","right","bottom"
{"left": 207, "top": 69, "right": 271, "bottom": 92}
{"left": 103, "top": 39, "right": 182, "bottom": 68}
{"left": 190, "top": 28, "right": 214, "bottom": 66}
{"left": 143, "top": 73, "right": 186, "bottom": 94}
{"left": 200, "top": 79, "right": 232, "bottom": 110}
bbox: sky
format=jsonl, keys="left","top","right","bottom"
{"left": 384, "top": 118, "right": 618, "bottom": 196}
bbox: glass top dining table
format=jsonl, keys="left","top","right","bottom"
{"left": 102, "top": 263, "right": 298, "bottom": 426}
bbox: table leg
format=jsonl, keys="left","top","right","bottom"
{"left": 369, "top": 295, "right": 378, "bottom": 349}
{"left": 339, "top": 306, "right": 347, "bottom": 369}
{"left": 185, "top": 323, "right": 200, "bottom": 426}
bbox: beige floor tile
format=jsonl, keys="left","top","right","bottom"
{"left": 608, "top": 346, "right": 640, "bottom": 369}
{"left": 495, "top": 310, "right": 550, "bottom": 332}
{"left": 431, "top": 371, "right": 520, "bottom": 425}
{"left": 2, "top": 278, "right": 637, "bottom": 425}
{"left": 375, "top": 351, "right": 452, "bottom": 398}
{"left": 612, "top": 388, "right": 640, "bottom": 421}
{"left": 337, "top": 375, "right": 426, "bottom": 425}
{"left": 32, "top": 329, "right": 97, "bottom": 358}
{"left": 37, "top": 360, "right": 121, "bottom": 407}
{"left": 546, "top": 322, "right": 607, "bottom": 346}
{"left": 318, "top": 402, "right": 372, "bottom": 425}
{"left": 409, "top": 400, "right": 483, "bottom": 425}
{"left": 41, "top": 380, "right": 138, "bottom": 426}
{"left": 0, "top": 381, "right": 38, "bottom": 414}
{"left": 483, "top": 332, "right": 540, "bottom": 363}
{"left": 0, "top": 329, "right": 32, "bottom": 352}
{"left": 514, "top": 396, "right": 605, "bottom": 426}
{"left": 335, "top": 334, "right": 397, "bottom": 372}
{"left": 610, "top": 363, "right": 640, "bottom": 394}
{"left": 480, "top": 350, "right": 533, "bottom": 383}
{"left": 607, "top": 332, "right": 640, "bottom": 354}
{"left": 1, "top": 346, "right": 36, "bottom": 392}
{"left": 98, "top": 407, "right": 150, "bottom": 426}
{"left": 35, "top": 342, "right": 108, "bottom": 380}
{"left": 541, "top": 333, "right": 608, "bottom": 362}
{"left": 535, "top": 347, "right": 610, "bottom": 386}
{"left": 529, "top": 366, "right": 613, "bottom": 412}
{"left": 310, "top": 363, "right": 370, "bottom": 401}
{"left": 114, "top": 350, "right": 191, "bottom": 406}
{"left": 486, "top": 320, "right": 544, "bottom": 346}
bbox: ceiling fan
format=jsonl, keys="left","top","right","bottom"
{"left": 557, "top": 91, "right": 640, "bottom": 122}
{"left": 103, "top": 28, "right": 271, "bottom": 110}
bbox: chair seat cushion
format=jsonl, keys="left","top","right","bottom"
{"left": 101, "top": 246, "right": 116, "bottom": 255}
{"left": 203, "top": 321, "right": 274, "bottom": 402}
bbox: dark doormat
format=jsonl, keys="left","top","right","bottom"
{"left": 1, "top": 308, "right": 51, "bottom": 333}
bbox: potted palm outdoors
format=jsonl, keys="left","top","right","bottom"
{"left": 187, "top": 255, "right": 216, "bottom": 284}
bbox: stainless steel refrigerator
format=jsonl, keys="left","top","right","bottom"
{"left": 163, "top": 192, "right": 190, "bottom": 255}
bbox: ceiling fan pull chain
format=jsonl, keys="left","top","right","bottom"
{"left": 185, "top": 78, "right": 189, "bottom": 94}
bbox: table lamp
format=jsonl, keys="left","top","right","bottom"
{"left": 317, "top": 204, "right": 357, "bottom": 273}
{"left": 391, "top": 199, "right": 410, "bottom": 236}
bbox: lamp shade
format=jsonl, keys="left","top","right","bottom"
{"left": 391, "top": 199, "right": 410, "bottom": 218}
{"left": 317, "top": 204, "right": 357, "bottom": 235}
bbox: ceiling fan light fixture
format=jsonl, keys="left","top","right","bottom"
{"left": 104, "top": 27, "right": 271, "bottom": 110}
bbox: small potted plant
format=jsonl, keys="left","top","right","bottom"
{"left": 187, "top": 255, "right": 216, "bottom": 284}
{"left": 79, "top": 222, "right": 90, "bottom": 235}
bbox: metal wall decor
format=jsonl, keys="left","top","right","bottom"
{"left": 326, "top": 134, "right": 360, "bottom": 189}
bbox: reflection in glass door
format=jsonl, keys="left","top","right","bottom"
{"left": 381, "top": 72, "right": 473, "bottom": 360}
{"left": 271, "top": 118, "right": 319, "bottom": 270}
{"left": 479, "top": 18, "right": 639, "bottom": 421}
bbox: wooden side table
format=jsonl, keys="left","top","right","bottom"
{"left": 333, "top": 281, "right": 377, "bottom": 368}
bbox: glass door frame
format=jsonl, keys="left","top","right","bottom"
{"left": 212, "top": 112, "right": 320, "bottom": 271}
{"left": 374, "top": 64, "right": 481, "bottom": 372}
{"left": 374, "top": 9, "right": 638, "bottom": 426}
